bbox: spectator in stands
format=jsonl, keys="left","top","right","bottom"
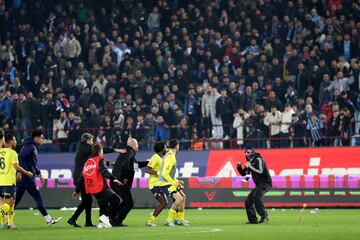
{"left": 177, "top": 118, "right": 191, "bottom": 150}
{"left": 53, "top": 111, "right": 69, "bottom": 152}
{"left": 183, "top": 88, "right": 201, "bottom": 137}
{"left": 233, "top": 109, "right": 248, "bottom": 148}
{"left": 319, "top": 74, "right": 332, "bottom": 105}
{"left": 265, "top": 91, "right": 283, "bottom": 111}
{"left": 0, "top": 90, "right": 13, "bottom": 125}
{"left": 326, "top": 72, "right": 354, "bottom": 93}
{"left": 159, "top": 101, "right": 176, "bottom": 138}
{"left": 280, "top": 104, "right": 295, "bottom": 148}
{"left": 202, "top": 85, "right": 222, "bottom": 139}
{"left": 339, "top": 108, "right": 353, "bottom": 146}
{"left": 65, "top": 112, "right": 83, "bottom": 152}
{"left": 64, "top": 33, "right": 82, "bottom": 64}
{"left": 327, "top": 107, "right": 341, "bottom": 146}
{"left": 154, "top": 115, "right": 168, "bottom": 142}
{"left": 216, "top": 89, "right": 234, "bottom": 140}
{"left": 0, "top": 0, "right": 359, "bottom": 150}
{"left": 1, "top": 61, "right": 16, "bottom": 83}
{"left": 264, "top": 105, "right": 282, "bottom": 148}
{"left": 307, "top": 112, "right": 324, "bottom": 147}
{"left": 290, "top": 113, "right": 305, "bottom": 148}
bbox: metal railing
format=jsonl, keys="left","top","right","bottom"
{"left": 4, "top": 120, "right": 359, "bottom": 152}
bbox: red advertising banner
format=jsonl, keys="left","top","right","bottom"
{"left": 206, "top": 147, "right": 360, "bottom": 177}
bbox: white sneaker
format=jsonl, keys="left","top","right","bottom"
{"left": 99, "top": 215, "right": 112, "bottom": 228}
{"left": 47, "top": 217, "right": 62, "bottom": 227}
{"left": 97, "top": 222, "right": 107, "bottom": 229}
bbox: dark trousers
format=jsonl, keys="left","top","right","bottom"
{"left": 93, "top": 187, "right": 121, "bottom": 220}
{"left": 221, "top": 114, "right": 233, "bottom": 137}
{"left": 314, "top": 138, "right": 324, "bottom": 147}
{"left": 270, "top": 133, "right": 281, "bottom": 148}
{"left": 15, "top": 183, "right": 48, "bottom": 216}
{"left": 280, "top": 132, "right": 290, "bottom": 148}
{"left": 110, "top": 182, "right": 133, "bottom": 224}
{"left": 203, "top": 117, "right": 212, "bottom": 138}
{"left": 58, "top": 138, "right": 68, "bottom": 152}
{"left": 69, "top": 184, "right": 93, "bottom": 224}
{"left": 245, "top": 182, "right": 271, "bottom": 223}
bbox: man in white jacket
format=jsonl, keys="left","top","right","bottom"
{"left": 64, "top": 33, "right": 81, "bottom": 63}
{"left": 326, "top": 71, "right": 354, "bottom": 92}
{"left": 201, "top": 85, "right": 223, "bottom": 139}
{"left": 233, "top": 109, "right": 248, "bottom": 147}
{"left": 280, "top": 104, "right": 295, "bottom": 148}
{"left": 263, "top": 106, "right": 282, "bottom": 148}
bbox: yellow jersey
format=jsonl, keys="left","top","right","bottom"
{"left": 156, "top": 149, "right": 178, "bottom": 187}
{"left": 147, "top": 153, "right": 163, "bottom": 189}
{"left": 0, "top": 148, "right": 18, "bottom": 186}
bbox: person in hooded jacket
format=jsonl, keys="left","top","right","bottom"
{"left": 15, "top": 131, "right": 62, "bottom": 226}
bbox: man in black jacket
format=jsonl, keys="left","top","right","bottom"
{"left": 237, "top": 147, "right": 272, "bottom": 224}
{"left": 110, "top": 137, "right": 148, "bottom": 226}
{"left": 68, "top": 133, "right": 123, "bottom": 227}
{"left": 216, "top": 89, "right": 234, "bottom": 140}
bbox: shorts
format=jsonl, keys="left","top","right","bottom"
{"left": 154, "top": 185, "right": 178, "bottom": 196}
{"left": 0, "top": 186, "right": 16, "bottom": 199}
{"left": 150, "top": 186, "right": 161, "bottom": 195}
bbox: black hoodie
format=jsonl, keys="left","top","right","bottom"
{"left": 18, "top": 137, "right": 41, "bottom": 186}
{"left": 237, "top": 152, "right": 272, "bottom": 186}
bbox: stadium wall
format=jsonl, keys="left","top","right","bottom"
{"left": 17, "top": 147, "right": 360, "bottom": 208}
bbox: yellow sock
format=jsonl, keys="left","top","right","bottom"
{"left": 0, "top": 203, "right": 10, "bottom": 218}
{"left": 8, "top": 205, "right": 14, "bottom": 225}
{"left": 148, "top": 215, "right": 156, "bottom": 223}
{"left": 0, "top": 214, "right": 5, "bottom": 225}
{"left": 176, "top": 212, "right": 185, "bottom": 221}
{"left": 166, "top": 209, "right": 177, "bottom": 222}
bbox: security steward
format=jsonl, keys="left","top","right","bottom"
{"left": 110, "top": 137, "right": 148, "bottom": 227}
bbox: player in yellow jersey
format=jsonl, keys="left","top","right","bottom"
{"left": 145, "top": 142, "right": 167, "bottom": 227}
{"left": 0, "top": 134, "right": 33, "bottom": 229}
{"left": 155, "top": 139, "right": 188, "bottom": 227}
{"left": 174, "top": 184, "right": 189, "bottom": 226}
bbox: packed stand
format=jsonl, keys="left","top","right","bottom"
{"left": 0, "top": 0, "right": 360, "bottom": 152}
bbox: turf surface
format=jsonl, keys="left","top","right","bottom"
{"left": 1, "top": 209, "right": 359, "bottom": 240}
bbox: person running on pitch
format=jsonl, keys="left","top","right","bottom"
{"left": 236, "top": 147, "right": 272, "bottom": 224}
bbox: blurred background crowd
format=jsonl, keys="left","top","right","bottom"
{"left": 0, "top": 0, "right": 359, "bottom": 152}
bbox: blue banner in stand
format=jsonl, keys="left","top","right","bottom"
{"left": 37, "top": 151, "right": 210, "bottom": 179}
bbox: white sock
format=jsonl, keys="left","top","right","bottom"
{"left": 44, "top": 215, "right": 52, "bottom": 223}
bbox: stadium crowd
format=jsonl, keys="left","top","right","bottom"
{"left": 0, "top": 0, "right": 359, "bottom": 151}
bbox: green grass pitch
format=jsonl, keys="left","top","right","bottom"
{"left": 1, "top": 209, "right": 359, "bottom": 240}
